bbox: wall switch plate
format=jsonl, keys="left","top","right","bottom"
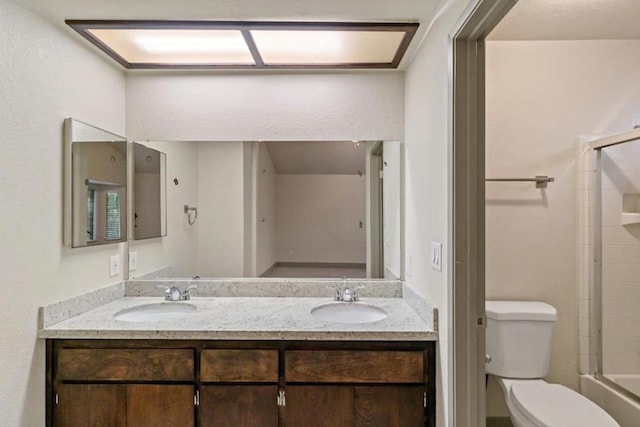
{"left": 405, "top": 255, "right": 412, "bottom": 276}
{"left": 431, "top": 242, "right": 442, "bottom": 271}
{"left": 109, "top": 255, "right": 120, "bottom": 277}
{"left": 129, "top": 252, "right": 138, "bottom": 271}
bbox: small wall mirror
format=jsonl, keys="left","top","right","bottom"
{"left": 132, "top": 142, "right": 167, "bottom": 240}
{"left": 64, "top": 118, "right": 127, "bottom": 248}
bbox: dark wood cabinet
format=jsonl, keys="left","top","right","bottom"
{"left": 200, "top": 385, "right": 279, "bottom": 427}
{"left": 47, "top": 340, "right": 435, "bottom": 427}
{"left": 54, "top": 384, "right": 193, "bottom": 427}
{"left": 55, "top": 384, "right": 125, "bottom": 427}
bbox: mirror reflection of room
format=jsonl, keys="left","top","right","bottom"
{"left": 130, "top": 140, "right": 401, "bottom": 279}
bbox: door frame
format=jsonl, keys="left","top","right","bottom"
{"left": 450, "top": 0, "right": 516, "bottom": 425}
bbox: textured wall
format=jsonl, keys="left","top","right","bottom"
{"left": 0, "top": 2, "right": 126, "bottom": 425}
{"left": 125, "top": 73, "right": 404, "bottom": 142}
{"left": 403, "top": 1, "right": 477, "bottom": 424}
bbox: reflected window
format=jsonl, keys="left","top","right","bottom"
{"left": 106, "top": 191, "right": 121, "bottom": 240}
{"left": 87, "top": 189, "right": 96, "bottom": 241}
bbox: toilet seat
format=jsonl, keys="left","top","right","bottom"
{"left": 509, "top": 381, "right": 619, "bottom": 427}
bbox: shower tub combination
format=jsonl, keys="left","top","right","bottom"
{"left": 582, "top": 129, "right": 640, "bottom": 426}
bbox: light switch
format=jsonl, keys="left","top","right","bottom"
{"left": 431, "top": 242, "right": 442, "bottom": 271}
{"left": 109, "top": 255, "right": 120, "bottom": 277}
{"left": 405, "top": 255, "right": 412, "bottom": 276}
{"left": 129, "top": 252, "right": 138, "bottom": 271}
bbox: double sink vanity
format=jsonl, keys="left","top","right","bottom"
{"left": 40, "top": 278, "right": 438, "bottom": 427}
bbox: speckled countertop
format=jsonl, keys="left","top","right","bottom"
{"left": 38, "top": 280, "right": 437, "bottom": 341}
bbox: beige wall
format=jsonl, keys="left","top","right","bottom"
{"left": 0, "top": 1, "right": 126, "bottom": 425}
{"left": 256, "top": 143, "right": 277, "bottom": 275}
{"left": 485, "top": 40, "right": 640, "bottom": 417}
{"left": 275, "top": 174, "right": 366, "bottom": 264}
{"left": 404, "top": 1, "right": 477, "bottom": 423}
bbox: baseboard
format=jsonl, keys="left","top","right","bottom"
{"left": 486, "top": 417, "right": 513, "bottom": 427}
{"left": 275, "top": 262, "right": 366, "bottom": 269}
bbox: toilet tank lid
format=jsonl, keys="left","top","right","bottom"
{"left": 486, "top": 300, "right": 557, "bottom": 321}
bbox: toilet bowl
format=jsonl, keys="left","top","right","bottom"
{"left": 486, "top": 301, "right": 619, "bottom": 427}
{"left": 495, "top": 378, "right": 619, "bottom": 427}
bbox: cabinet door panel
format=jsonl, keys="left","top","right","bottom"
{"left": 285, "top": 351, "right": 423, "bottom": 383}
{"left": 58, "top": 349, "right": 194, "bottom": 381}
{"left": 200, "top": 385, "right": 278, "bottom": 427}
{"left": 126, "top": 384, "right": 194, "bottom": 427}
{"left": 355, "top": 386, "right": 425, "bottom": 427}
{"left": 201, "top": 350, "right": 278, "bottom": 382}
{"left": 55, "top": 384, "right": 125, "bottom": 427}
{"left": 284, "top": 385, "right": 354, "bottom": 427}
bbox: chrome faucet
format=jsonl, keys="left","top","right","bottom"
{"left": 158, "top": 285, "right": 197, "bottom": 301}
{"left": 326, "top": 283, "right": 365, "bottom": 302}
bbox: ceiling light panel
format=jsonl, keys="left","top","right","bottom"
{"left": 66, "top": 21, "right": 419, "bottom": 69}
{"left": 86, "top": 29, "right": 254, "bottom": 65}
{"left": 251, "top": 30, "right": 405, "bottom": 65}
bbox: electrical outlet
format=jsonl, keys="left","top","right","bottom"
{"left": 109, "top": 255, "right": 120, "bottom": 277}
{"left": 129, "top": 252, "right": 138, "bottom": 271}
{"left": 431, "top": 242, "right": 442, "bottom": 272}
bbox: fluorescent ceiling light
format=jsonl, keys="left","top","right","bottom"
{"left": 251, "top": 30, "right": 405, "bottom": 64}
{"left": 87, "top": 29, "right": 254, "bottom": 64}
{"left": 66, "top": 21, "right": 419, "bottom": 69}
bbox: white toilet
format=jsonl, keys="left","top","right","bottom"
{"left": 485, "top": 300, "right": 619, "bottom": 427}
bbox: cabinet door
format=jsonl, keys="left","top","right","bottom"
{"left": 55, "top": 384, "right": 126, "bottom": 427}
{"left": 126, "top": 384, "right": 194, "bottom": 427}
{"left": 355, "top": 386, "right": 425, "bottom": 427}
{"left": 200, "top": 385, "right": 278, "bottom": 427}
{"left": 284, "top": 385, "right": 354, "bottom": 427}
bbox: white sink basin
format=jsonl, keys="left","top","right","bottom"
{"left": 114, "top": 302, "right": 197, "bottom": 322}
{"left": 311, "top": 303, "right": 388, "bottom": 324}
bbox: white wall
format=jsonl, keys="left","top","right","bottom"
{"left": 256, "top": 143, "right": 277, "bottom": 275}
{"left": 383, "top": 141, "right": 402, "bottom": 278}
{"left": 485, "top": 40, "right": 640, "bottom": 417}
{"left": 197, "top": 142, "right": 246, "bottom": 277}
{"left": 125, "top": 73, "right": 404, "bottom": 142}
{"left": 275, "top": 174, "right": 366, "bottom": 264}
{"left": 404, "top": 1, "right": 475, "bottom": 424}
{"left": 0, "top": 1, "right": 126, "bottom": 425}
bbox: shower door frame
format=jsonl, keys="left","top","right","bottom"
{"left": 591, "top": 128, "right": 640, "bottom": 405}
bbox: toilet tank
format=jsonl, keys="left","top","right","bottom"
{"left": 485, "top": 300, "right": 557, "bottom": 379}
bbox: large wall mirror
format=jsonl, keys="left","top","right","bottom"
{"left": 64, "top": 118, "right": 127, "bottom": 248}
{"left": 130, "top": 140, "right": 401, "bottom": 279}
{"left": 132, "top": 143, "right": 167, "bottom": 240}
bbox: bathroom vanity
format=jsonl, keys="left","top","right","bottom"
{"left": 40, "top": 281, "right": 437, "bottom": 427}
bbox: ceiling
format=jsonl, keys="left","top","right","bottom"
{"left": 23, "top": 0, "right": 443, "bottom": 70}
{"left": 265, "top": 141, "right": 367, "bottom": 175}
{"left": 490, "top": 0, "right": 640, "bottom": 40}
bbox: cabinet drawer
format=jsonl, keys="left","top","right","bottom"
{"left": 285, "top": 350, "right": 423, "bottom": 383}
{"left": 201, "top": 350, "right": 278, "bottom": 382}
{"left": 57, "top": 348, "right": 194, "bottom": 381}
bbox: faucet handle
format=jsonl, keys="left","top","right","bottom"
{"left": 157, "top": 285, "right": 171, "bottom": 300}
{"left": 181, "top": 285, "right": 197, "bottom": 300}
{"left": 352, "top": 285, "right": 366, "bottom": 301}
{"left": 327, "top": 285, "right": 342, "bottom": 301}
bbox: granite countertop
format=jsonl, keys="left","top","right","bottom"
{"left": 39, "top": 296, "right": 437, "bottom": 341}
